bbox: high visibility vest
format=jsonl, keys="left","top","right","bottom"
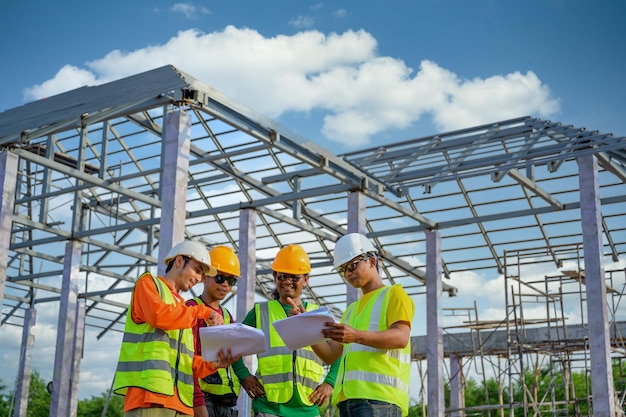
{"left": 193, "top": 298, "right": 241, "bottom": 397}
{"left": 114, "top": 272, "right": 195, "bottom": 407}
{"left": 255, "top": 300, "right": 326, "bottom": 405}
{"left": 332, "top": 285, "right": 411, "bottom": 415}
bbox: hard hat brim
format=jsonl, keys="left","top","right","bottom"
{"left": 205, "top": 264, "right": 218, "bottom": 277}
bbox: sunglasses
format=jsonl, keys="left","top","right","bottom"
{"left": 337, "top": 256, "right": 369, "bottom": 277}
{"left": 276, "top": 273, "right": 306, "bottom": 283}
{"left": 213, "top": 274, "right": 237, "bottom": 286}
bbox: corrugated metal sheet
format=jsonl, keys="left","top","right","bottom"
{"left": 0, "top": 65, "right": 191, "bottom": 143}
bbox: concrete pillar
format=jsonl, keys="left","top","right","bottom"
{"left": 577, "top": 154, "right": 615, "bottom": 417}
{"left": 158, "top": 110, "right": 191, "bottom": 274}
{"left": 426, "top": 229, "right": 444, "bottom": 417}
{"left": 449, "top": 354, "right": 465, "bottom": 417}
{"left": 70, "top": 301, "right": 86, "bottom": 416}
{"left": 236, "top": 208, "right": 257, "bottom": 416}
{"left": 50, "top": 240, "right": 81, "bottom": 417}
{"left": 13, "top": 307, "right": 36, "bottom": 417}
{"left": 346, "top": 191, "right": 366, "bottom": 305}
{"left": 0, "top": 151, "right": 18, "bottom": 318}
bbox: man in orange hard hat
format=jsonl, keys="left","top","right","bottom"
{"left": 236, "top": 244, "right": 339, "bottom": 417}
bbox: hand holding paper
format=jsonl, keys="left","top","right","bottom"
{"left": 199, "top": 323, "right": 266, "bottom": 362}
{"left": 272, "top": 306, "right": 336, "bottom": 350}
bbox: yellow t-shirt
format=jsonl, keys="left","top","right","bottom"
{"left": 356, "top": 284, "right": 414, "bottom": 327}
{"left": 334, "top": 285, "right": 415, "bottom": 404}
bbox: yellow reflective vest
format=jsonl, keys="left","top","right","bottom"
{"left": 332, "top": 285, "right": 411, "bottom": 415}
{"left": 114, "top": 272, "right": 195, "bottom": 407}
{"left": 193, "top": 298, "right": 241, "bottom": 397}
{"left": 255, "top": 300, "right": 326, "bottom": 405}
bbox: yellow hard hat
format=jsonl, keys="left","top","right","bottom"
{"left": 271, "top": 244, "right": 311, "bottom": 274}
{"left": 209, "top": 246, "right": 241, "bottom": 277}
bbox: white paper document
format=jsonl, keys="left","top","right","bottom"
{"left": 199, "top": 323, "right": 267, "bottom": 362}
{"left": 272, "top": 306, "right": 336, "bottom": 351}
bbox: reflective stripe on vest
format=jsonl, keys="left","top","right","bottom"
{"left": 193, "top": 298, "right": 241, "bottom": 397}
{"left": 332, "top": 285, "right": 411, "bottom": 415}
{"left": 113, "top": 272, "right": 195, "bottom": 407}
{"left": 255, "top": 300, "right": 326, "bottom": 405}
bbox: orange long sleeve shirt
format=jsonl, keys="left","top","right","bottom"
{"left": 122, "top": 273, "right": 218, "bottom": 415}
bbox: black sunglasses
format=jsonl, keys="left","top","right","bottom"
{"left": 337, "top": 256, "right": 369, "bottom": 277}
{"left": 276, "top": 273, "right": 306, "bottom": 283}
{"left": 213, "top": 274, "right": 237, "bottom": 286}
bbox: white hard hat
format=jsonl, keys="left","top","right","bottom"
{"left": 163, "top": 240, "right": 217, "bottom": 276}
{"left": 332, "top": 233, "right": 378, "bottom": 269}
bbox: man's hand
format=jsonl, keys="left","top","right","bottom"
{"left": 213, "top": 347, "right": 241, "bottom": 369}
{"left": 285, "top": 296, "right": 304, "bottom": 316}
{"left": 308, "top": 381, "right": 333, "bottom": 405}
{"left": 321, "top": 321, "right": 361, "bottom": 344}
{"left": 207, "top": 310, "right": 224, "bottom": 326}
{"left": 241, "top": 375, "right": 265, "bottom": 399}
{"left": 193, "top": 405, "right": 209, "bottom": 417}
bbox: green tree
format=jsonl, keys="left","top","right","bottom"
{"left": 0, "top": 378, "right": 12, "bottom": 417}
{"left": 76, "top": 391, "right": 123, "bottom": 417}
{"left": 21, "top": 370, "right": 51, "bottom": 417}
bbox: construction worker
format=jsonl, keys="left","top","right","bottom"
{"left": 317, "top": 233, "right": 415, "bottom": 417}
{"left": 186, "top": 246, "right": 248, "bottom": 417}
{"left": 113, "top": 240, "right": 241, "bottom": 417}
{"left": 235, "top": 244, "right": 340, "bottom": 417}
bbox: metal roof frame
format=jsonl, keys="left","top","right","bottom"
{"left": 1, "top": 64, "right": 625, "bottom": 340}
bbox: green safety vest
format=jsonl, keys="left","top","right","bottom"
{"left": 332, "top": 285, "right": 411, "bottom": 416}
{"left": 114, "top": 272, "right": 195, "bottom": 408}
{"left": 255, "top": 300, "right": 326, "bottom": 406}
{"left": 193, "top": 298, "right": 241, "bottom": 397}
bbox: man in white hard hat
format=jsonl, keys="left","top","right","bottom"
{"left": 113, "top": 240, "right": 241, "bottom": 417}
{"left": 186, "top": 246, "right": 247, "bottom": 417}
{"left": 315, "top": 233, "right": 415, "bottom": 417}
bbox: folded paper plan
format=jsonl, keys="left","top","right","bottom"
{"left": 199, "top": 323, "right": 267, "bottom": 362}
{"left": 272, "top": 306, "right": 336, "bottom": 350}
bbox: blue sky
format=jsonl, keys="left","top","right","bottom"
{"left": 2, "top": 1, "right": 625, "bottom": 149}
{"left": 1, "top": 0, "right": 625, "bottom": 402}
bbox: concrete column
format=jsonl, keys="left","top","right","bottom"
{"left": 70, "top": 301, "right": 86, "bottom": 416}
{"left": 50, "top": 240, "right": 81, "bottom": 417}
{"left": 426, "top": 229, "right": 444, "bottom": 417}
{"left": 13, "top": 307, "right": 36, "bottom": 417}
{"left": 577, "top": 154, "right": 615, "bottom": 417}
{"left": 449, "top": 354, "right": 465, "bottom": 417}
{"left": 346, "top": 191, "right": 366, "bottom": 305}
{"left": 236, "top": 208, "right": 256, "bottom": 416}
{"left": 0, "top": 151, "right": 18, "bottom": 318}
{"left": 158, "top": 110, "right": 191, "bottom": 275}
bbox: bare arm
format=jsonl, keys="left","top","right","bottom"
{"left": 321, "top": 320, "right": 411, "bottom": 350}
{"left": 311, "top": 339, "right": 343, "bottom": 364}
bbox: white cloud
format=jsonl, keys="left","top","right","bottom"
{"left": 22, "top": 26, "right": 559, "bottom": 148}
{"left": 289, "top": 15, "right": 316, "bottom": 29}
{"left": 171, "top": 2, "right": 210, "bottom": 19}
{"left": 24, "top": 65, "right": 97, "bottom": 102}
{"left": 333, "top": 9, "right": 348, "bottom": 19}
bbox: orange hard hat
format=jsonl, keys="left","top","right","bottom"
{"left": 209, "top": 246, "right": 241, "bottom": 277}
{"left": 271, "top": 244, "right": 311, "bottom": 274}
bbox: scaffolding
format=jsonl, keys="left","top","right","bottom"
{"left": 412, "top": 243, "right": 626, "bottom": 416}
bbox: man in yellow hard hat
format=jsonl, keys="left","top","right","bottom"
{"left": 235, "top": 244, "right": 339, "bottom": 417}
{"left": 187, "top": 246, "right": 248, "bottom": 417}
{"left": 113, "top": 240, "right": 240, "bottom": 417}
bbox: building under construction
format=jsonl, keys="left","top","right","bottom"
{"left": 0, "top": 65, "right": 624, "bottom": 416}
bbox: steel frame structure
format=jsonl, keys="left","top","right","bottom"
{"left": 1, "top": 65, "right": 625, "bottom": 415}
